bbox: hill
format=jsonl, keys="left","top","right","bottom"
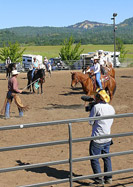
{"left": 0, "top": 17, "right": 133, "bottom": 46}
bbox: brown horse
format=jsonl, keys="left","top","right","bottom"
{"left": 105, "top": 65, "right": 115, "bottom": 79}
{"left": 71, "top": 72, "right": 116, "bottom": 101}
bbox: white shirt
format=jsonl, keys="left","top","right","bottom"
{"left": 99, "top": 56, "right": 105, "bottom": 66}
{"left": 6, "top": 58, "right": 11, "bottom": 65}
{"left": 86, "top": 63, "right": 100, "bottom": 74}
{"left": 92, "top": 63, "right": 101, "bottom": 74}
{"left": 89, "top": 102, "right": 115, "bottom": 143}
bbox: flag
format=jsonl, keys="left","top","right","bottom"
{"left": 34, "top": 80, "right": 40, "bottom": 89}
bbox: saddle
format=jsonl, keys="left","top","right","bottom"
{"left": 90, "top": 74, "right": 110, "bottom": 92}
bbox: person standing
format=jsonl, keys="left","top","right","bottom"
{"left": 47, "top": 61, "right": 52, "bottom": 77}
{"left": 5, "top": 57, "right": 12, "bottom": 78}
{"left": 5, "top": 70, "right": 23, "bottom": 118}
{"left": 43, "top": 56, "right": 48, "bottom": 66}
{"left": 89, "top": 88, "right": 115, "bottom": 185}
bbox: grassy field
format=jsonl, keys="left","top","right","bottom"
{"left": 22, "top": 44, "right": 133, "bottom": 59}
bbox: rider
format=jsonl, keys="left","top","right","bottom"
{"left": 103, "top": 52, "right": 113, "bottom": 68}
{"left": 31, "top": 57, "right": 39, "bottom": 79}
{"left": 86, "top": 56, "right": 103, "bottom": 89}
{"left": 5, "top": 57, "right": 11, "bottom": 67}
{"left": 98, "top": 50, "right": 106, "bottom": 75}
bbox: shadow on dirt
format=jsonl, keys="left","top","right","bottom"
{"left": 60, "top": 91, "right": 84, "bottom": 96}
{"left": 42, "top": 104, "right": 84, "bottom": 110}
{"left": 16, "top": 160, "right": 133, "bottom": 187}
{"left": 16, "top": 160, "right": 92, "bottom": 186}
{"left": 21, "top": 91, "right": 32, "bottom": 95}
{"left": 120, "top": 75, "right": 133, "bottom": 78}
{"left": 0, "top": 78, "right": 7, "bottom": 80}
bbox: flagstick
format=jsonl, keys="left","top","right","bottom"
{"left": 22, "top": 78, "right": 40, "bottom": 91}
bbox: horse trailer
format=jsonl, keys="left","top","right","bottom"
{"left": 22, "top": 54, "right": 43, "bottom": 71}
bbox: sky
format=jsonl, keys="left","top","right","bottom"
{"left": 0, "top": 0, "right": 133, "bottom": 29}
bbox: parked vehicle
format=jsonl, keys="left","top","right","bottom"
{"left": 109, "top": 52, "right": 121, "bottom": 67}
{"left": 22, "top": 54, "right": 43, "bottom": 71}
{"left": 49, "top": 57, "right": 69, "bottom": 70}
{"left": 0, "top": 63, "right": 6, "bottom": 72}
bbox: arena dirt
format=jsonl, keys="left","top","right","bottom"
{"left": 0, "top": 68, "right": 133, "bottom": 187}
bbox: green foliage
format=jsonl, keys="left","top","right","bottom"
{"left": 0, "top": 42, "right": 26, "bottom": 63}
{"left": 59, "top": 36, "right": 84, "bottom": 65}
{"left": 0, "top": 21, "right": 133, "bottom": 46}
{"left": 116, "top": 38, "right": 128, "bottom": 61}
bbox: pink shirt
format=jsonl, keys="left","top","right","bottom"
{"left": 8, "top": 76, "right": 20, "bottom": 93}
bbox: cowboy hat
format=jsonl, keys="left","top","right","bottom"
{"left": 95, "top": 88, "right": 110, "bottom": 103}
{"left": 93, "top": 56, "right": 99, "bottom": 60}
{"left": 92, "top": 56, "right": 99, "bottom": 62}
{"left": 12, "top": 70, "right": 20, "bottom": 75}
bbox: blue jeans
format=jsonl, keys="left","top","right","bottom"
{"left": 32, "top": 68, "right": 36, "bottom": 79}
{"left": 5, "top": 91, "right": 23, "bottom": 118}
{"left": 96, "top": 72, "right": 102, "bottom": 89}
{"left": 89, "top": 140, "right": 112, "bottom": 180}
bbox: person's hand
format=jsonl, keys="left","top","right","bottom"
{"left": 90, "top": 71, "right": 94, "bottom": 76}
{"left": 19, "top": 90, "right": 23, "bottom": 93}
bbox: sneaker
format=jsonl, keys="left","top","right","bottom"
{"left": 90, "top": 179, "right": 104, "bottom": 186}
{"left": 104, "top": 178, "right": 112, "bottom": 184}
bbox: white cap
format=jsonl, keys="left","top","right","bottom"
{"left": 12, "top": 70, "right": 20, "bottom": 75}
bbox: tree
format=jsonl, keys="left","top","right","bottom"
{"left": 116, "top": 38, "right": 128, "bottom": 61}
{"left": 59, "top": 36, "right": 84, "bottom": 65}
{"left": 0, "top": 42, "right": 26, "bottom": 63}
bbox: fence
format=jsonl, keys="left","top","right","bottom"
{"left": 0, "top": 113, "right": 133, "bottom": 187}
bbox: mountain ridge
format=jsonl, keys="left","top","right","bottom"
{"left": 0, "top": 17, "right": 133, "bottom": 46}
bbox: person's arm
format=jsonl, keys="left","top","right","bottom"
{"left": 89, "top": 105, "right": 96, "bottom": 125}
{"left": 12, "top": 78, "right": 22, "bottom": 93}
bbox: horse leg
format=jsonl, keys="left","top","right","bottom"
{"left": 37, "top": 84, "right": 39, "bottom": 94}
{"left": 41, "top": 83, "right": 43, "bottom": 94}
{"left": 6, "top": 69, "right": 8, "bottom": 79}
{"left": 32, "top": 83, "right": 35, "bottom": 93}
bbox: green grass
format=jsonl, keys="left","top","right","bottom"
{"left": 22, "top": 44, "right": 133, "bottom": 59}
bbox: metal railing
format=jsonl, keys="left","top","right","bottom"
{"left": 0, "top": 113, "right": 133, "bottom": 187}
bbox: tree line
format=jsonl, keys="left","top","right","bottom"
{"left": 0, "top": 25, "right": 133, "bottom": 47}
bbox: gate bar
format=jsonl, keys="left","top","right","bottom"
{"left": 68, "top": 123, "right": 73, "bottom": 187}
{"left": 18, "top": 168, "right": 133, "bottom": 187}
{"left": 0, "top": 113, "right": 133, "bottom": 131}
{"left": 0, "top": 150, "right": 132, "bottom": 173}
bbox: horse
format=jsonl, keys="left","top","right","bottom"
{"left": 6, "top": 63, "right": 16, "bottom": 78}
{"left": 71, "top": 72, "right": 116, "bottom": 102}
{"left": 106, "top": 65, "right": 115, "bottom": 79}
{"left": 27, "top": 69, "right": 45, "bottom": 94}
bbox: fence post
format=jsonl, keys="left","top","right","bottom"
{"left": 68, "top": 123, "right": 73, "bottom": 187}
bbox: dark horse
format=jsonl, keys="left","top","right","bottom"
{"left": 6, "top": 63, "right": 16, "bottom": 78}
{"left": 27, "top": 69, "right": 45, "bottom": 94}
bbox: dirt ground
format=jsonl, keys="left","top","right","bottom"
{"left": 0, "top": 68, "right": 133, "bottom": 187}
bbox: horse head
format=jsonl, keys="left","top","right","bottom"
{"left": 71, "top": 72, "right": 80, "bottom": 88}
